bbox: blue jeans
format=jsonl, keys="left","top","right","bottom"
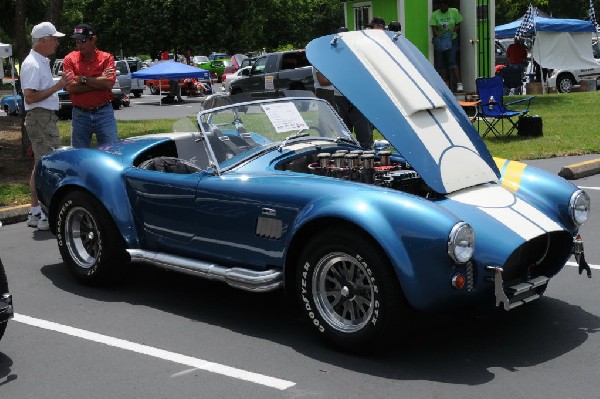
{"left": 435, "top": 38, "right": 459, "bottom": 71}
{"left": 71, "top": 104, "right": 118, "bottom": 148}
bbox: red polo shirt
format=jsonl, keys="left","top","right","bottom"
{"left": 63, "top": 49, "right": 116, "bottom": 107}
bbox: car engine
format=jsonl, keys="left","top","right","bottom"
{"left": 283, "top": 149, "right": 438, "bottom": 197}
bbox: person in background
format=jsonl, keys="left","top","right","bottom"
{"left": 506, "top": 37, "right": 528, "bottom": 70}
{"left": 368, "top": 16, "right": 385, "bottom": 30}
{"left": 430, "top": 0, "right": 464, "bottom": 92}
{"left": 388, "top": 21, "right": 402, "bottom": 33}
{"left": 63, "top": 23, "right": 118, "bottom": 148}
{"left": 20, "top": 22, "right": 73, "bottom": 230}
{"left": 312, "top": 27, "right": 374, "bottom": 149}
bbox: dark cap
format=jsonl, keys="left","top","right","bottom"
{"left": 388, "top": 21, "right": 401, "bottom": 32}
{"left": 368, "top": 17, "right": 385, "bottom": 28}
{"left": 71, "top": 24, "right": 96, "bottom": 39}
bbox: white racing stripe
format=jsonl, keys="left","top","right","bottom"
{"left": 13, "top": 313, "right": 296, "bottom": 390}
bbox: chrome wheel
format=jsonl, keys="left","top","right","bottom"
{"left": 557, "top": 75, "right": 574, "bottom": 93}
{"left": 312, "top": 252, "right": 375, "bottom": 333}
{"left": 64, "top": 206, "right": 100, "bottom": 269}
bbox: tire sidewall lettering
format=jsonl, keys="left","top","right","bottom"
{"left": 299, "top": 254, "right": 380, "bottom": 335}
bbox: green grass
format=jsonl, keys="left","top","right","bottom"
{"left": 2, "top": 91, "right": 599, "bottom": 207}
{"left": 0, "top": 184, "right": 30, "bottom": 207}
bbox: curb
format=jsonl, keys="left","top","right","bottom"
{"left": 0, "top": 204, "right": 29, "bottom": 226}
{"left": 558, "top": 158, "right": 600, "bottom": 180}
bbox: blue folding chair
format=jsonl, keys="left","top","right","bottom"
{"left": 476, "top": 75, "right": 535, "bottom": 137}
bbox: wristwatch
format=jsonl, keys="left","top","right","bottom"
{"left": 79, "top": 76, "right": 87, "bottom": 84}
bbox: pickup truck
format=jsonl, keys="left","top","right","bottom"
{"left": 229, "top": 50, "right": 314, "bottom": 98}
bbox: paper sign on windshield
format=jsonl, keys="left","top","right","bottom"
{"left": 262, "top": 102, "right": 309, "bottom": 133}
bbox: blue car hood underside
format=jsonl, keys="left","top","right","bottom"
{"left": 306, "top": 30, "right": 500, "bottom": 195}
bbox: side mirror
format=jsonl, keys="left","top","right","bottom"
{"left": 116, "top": 70, "right": 121, "bottom": 76}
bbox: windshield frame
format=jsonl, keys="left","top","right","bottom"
{"left": 196, "top": 96, "right": 356, "bottom": 175}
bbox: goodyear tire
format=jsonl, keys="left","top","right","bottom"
{"left": 296, "top": 229, "right": 408, "bottom": 351}
{"left": 56, "top": 191, "right": 128, "bottom": 285}
{"left": 0, "top": 258, "right": 8, "bottom": 341}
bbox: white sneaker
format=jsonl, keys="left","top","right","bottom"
{"left": 456, "top": 82, "right": 464, "bottom": 92}
{"left": 37, "top": 215, "right": 50, "bottom": 231}
{"left": 27, "top": 212, "right": 41, "bottom": 227}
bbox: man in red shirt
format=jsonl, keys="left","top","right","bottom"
{"left": 63, "top": 23, "right": 118, "bottom": 148}
{"left": 506, "top": 38, "right": 528, "bottom": 68}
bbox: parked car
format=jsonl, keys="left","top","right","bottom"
{"left": 0, "top": 257, "right": 14, "bottom": 342}
{"left": 145, "top": 78, "right": 212, "bottom": 96}
{"left": 239, "top": 57, "right": 257, "bottom": 69}
{"left": 35, "top": 31, "right": 592, "bottom": 352}
{"left": 208, "top": 52, "right": 229, "bottom": 60}
{"left": 221, "top": 66, "right": 251, "bottom": 92}
{"left": 192, "top": 55, "right": 209, "bottom": 67}
{"left": 197, "top": 58, "right": 232, "bottom": 82}
{"left": 547, "top": 61, "right": 600, "bottom": 93}
{"left": 495, "top": 39, "right": 508, "bottom": 67}
{"left": 220, "top": 65, "right": 237, "bottom": 83}
{"left": 1, "top": 92, "right": 22, "bottom": 116}
{"left": 125, "top": 57, "right": 146, "bottom": 97}
{"left": 229, "top": 50, "right": 313, "bottom": 98}
{"left": 0, "top": 84, "right": 71, "bottom": 119}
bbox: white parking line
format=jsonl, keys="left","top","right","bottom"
{"left": 566, "top": 261, "right": 600, "bottom": 270}
{"left": 13, "top": 313, "right": 295, "bottom": 390}
{"left": 579, "top": 186, "right": 600, "bottom": 190}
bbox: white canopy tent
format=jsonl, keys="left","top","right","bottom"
{"left": 496, "top": 16, "right": 598, "bottom": 93}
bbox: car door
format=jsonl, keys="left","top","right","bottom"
{"left": 124, "top": 168, "right": 204, "bottom": 255}
{"left": 191, "top": 172, "right": 293, "bottom": 269}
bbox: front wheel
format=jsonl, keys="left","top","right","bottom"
{"left": 148, "top": 84, "right": 159, "bottom": 95}
{"left": 296, "top": 229, "right": 409, "bottom": 351}
{"left": 56, "top": 191, "right": 128, "bottom": 285}
{"left": 0, "top": 258, "right": 9, "bottom": 341}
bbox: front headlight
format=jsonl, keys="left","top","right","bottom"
{"left": 569, "top": 190, "right": 590, "bottom": 226}
{"left": 448, "top": 222, "right": 475, "bottom": 264}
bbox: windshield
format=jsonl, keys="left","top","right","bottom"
{"left": 197, "top": 97, "right": 354, "bottom": 169}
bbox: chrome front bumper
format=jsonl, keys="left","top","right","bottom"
{"left": 487, "top": 235, "right": 592, "bottom": 311}
{"left": 486, "top": 266, "right": 548, "bottom": 311}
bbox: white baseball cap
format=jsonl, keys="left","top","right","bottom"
{"left": 31, "top": 22, "right": 65, "bottom": 39}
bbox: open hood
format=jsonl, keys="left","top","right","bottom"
{"left": 306, "top": 30, "right": 499, "bottom": 195}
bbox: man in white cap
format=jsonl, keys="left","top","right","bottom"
{"left": 21, "top": 22, "right": 73, "bottom": 230}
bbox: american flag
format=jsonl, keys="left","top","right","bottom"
{"left": 590, "top": 0, "right": 600, "bottom": 33}
{"left": 515, "top": 4, "right": 538, "bottom": 39}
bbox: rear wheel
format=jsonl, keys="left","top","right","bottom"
{"left": 296, "top": 229, "right": 409, "bottom": 352}
{"left": 149, "top": 84, "right": 159, "bottom": 95}
{"left": 556, "top": 73, "right": 575, "bottom": 93}
{"left": 56, "top": 191, "right": 128, "bottom": 285}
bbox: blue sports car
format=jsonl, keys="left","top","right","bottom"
{"left": 35, "top": 30, "right": 591, "bottom": 351}
{"left": 1, "top": 90, "right": 72, "bottom": 119}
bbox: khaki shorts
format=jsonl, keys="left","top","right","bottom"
{"left": 25, "top": 108, "right": 61, "bottom": 162}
